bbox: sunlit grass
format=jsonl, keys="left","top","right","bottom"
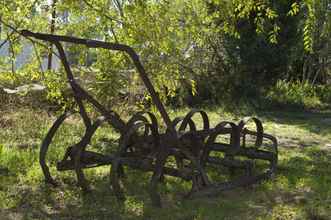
{"left": 1, "top": 106, "right": 331, "bottom": 219}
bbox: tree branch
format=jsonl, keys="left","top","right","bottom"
{"left": 81, "top": 0, "right": 125, "bottom": 25}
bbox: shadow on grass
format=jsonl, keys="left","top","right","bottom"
{"left": 1, "top": 108, "right": 331, "bottom": 219}
{"left": 259, "top": 110, "right": 331, "bottom": 135}
{"left": 2, "top": 146, "right": 331, "bottom": 220}
{"left": 271, "top": 146, "right": 331, "bottom": 219}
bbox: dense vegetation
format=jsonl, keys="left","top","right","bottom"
{"left": 0, "top": 0, "right": 330, "bottom": 110}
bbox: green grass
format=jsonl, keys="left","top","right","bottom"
{"left": 1, "top": 106, "right": 331, "bottom": 220}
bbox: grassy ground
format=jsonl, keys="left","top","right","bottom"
{"left": 0, "top": 106, "right": 331, "bottom": 220}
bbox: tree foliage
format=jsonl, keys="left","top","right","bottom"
{"left": 0, "top": 0, "right": 330, "bottom": 107}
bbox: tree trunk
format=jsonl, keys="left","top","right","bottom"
{"left": 47, "top": 0, "right": 57, "bottom": 71}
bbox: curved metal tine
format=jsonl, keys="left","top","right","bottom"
{"left": 171, "top": 117, "right": 193, "bottom": 168}
{"left": 244, "top": 130, "right": 278, "bottom": 172}
{"left": 173, "top": 115, "right": 211, "bottom": 187}
{"left": 179, "top": 109, "right": 209, "bottom": 132}
{"left": 173, "top": 119, "right": 211, "bottom": 188}
{"left": 172, "top": 117, "right": 196, "bottom": 133}
{"left": 267, "top": 134, "right": 278, "bottom": 173}
{"left": 118, "top": 121, "right": 147, "bottom": 155}
{"left": 126, "top": 112, "right": 168, "bottom": 207}
{"left": 40, "top": 110, "right": 76, "bottom": 185}
{"left": 131, "top": 111, "right": 160, "bottom": 142}
{"left": 173, "top": 116, "right": 210, "bottom": 186}
{"left": 127, "top": 113, "right": 150, "bottom": 131}
{"left": 180, "top": 119, "right": 197, "bottom": 133}
{"left": 73, "top": 116, "right": 107, "bottom": 191}
{"left": 202, "top": 121, "right": 239, "bottom": 166}
{"left": 135, "top": 111, "right": 159, "bottom": 129}
{"left": 238, "top": 118, "right": 278, "bottom": 176}
{"left": 172, "top": 117, "right": 184, "bottom": 127}
{"left": 263, "top": 133, "right": 278, "bottom": 155}
{"left": 172, "top": 117, "right": 196, "bottom": 131}
{"left": 141, "top": 112, "right": 160, "bottom": 146}
{"left": 238, "top": 117, "right": 264, "bottom": 147}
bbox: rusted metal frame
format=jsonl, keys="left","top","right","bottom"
{"left": 243, "top": 130, "right": 278, "bottom": 173}
{"left": 117, "top": 113, "right": 168, "bottom": 206}
{"left": 149, "top": 144, "right": 170, "bottom": 207}
{"left": 57, "top": 152, "right": 194, "bottom": 180}
{"left": 71, "top": 116, "right": 107, "bottom": 191}
{"left": 19, "top": 30, "right": 279, "bottom": 206}
{"left": 54, "top": 38, "right": 126, "bottom": 133}
{"left": 172, "top": 114, "right": 211, "bottom": 187}
{"left": 54, "top": 42, "right": 92, "bottom": 128}
{"left": 188, "top": 169, "right": 274, "bottom": 199}
{"left": 51, "top": 119, "right": 246, "bottom": 179}
{"left": 207, "top": 129, "right": 278, "bottom": 179}
{"left": 172, "top": 113, "right": 211, "bottom": 178}
{"left": 70, "top": 83, "right": 126, "bottom": 132}
{"left": 109, "top": 112, "right": 162, "bottom": 202}
{"left": 189, "top": 130, "right": 277, "bottom": 199}
{"left": 122, "top": 113, "right": 160, "bottom": 154}
{"left": 201, "top": 121, "right": 239, "bottom": 167}
{"left": 20, "top": 30, "right": 175, "bottom": 134}
{"left": 238, "top": 117, "right": 264, "bottom": 148}
{"left": 207, "top": 156, "right": 253, "bottom": 171}
{"left": 172, "top": 117, "right": 196, "bottom": 169}
{"left": 110, "top": 119, "right": 146, "bottom": 198}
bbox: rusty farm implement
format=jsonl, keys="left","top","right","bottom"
{"left": 21, "top": 30, "right": 278, "bottom": 207}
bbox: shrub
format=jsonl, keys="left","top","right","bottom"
{"left": 266, "top": 80, "right": 325, "bottom": 110}
{"left": 316, "top": 85, "right": 331, "bottom": 104}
